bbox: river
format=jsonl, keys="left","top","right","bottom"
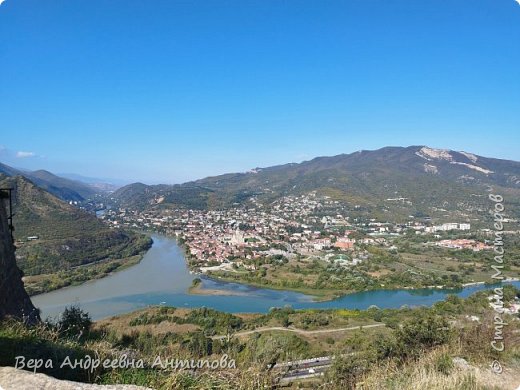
{"left": 31, "top": 235, "right": 520, "bottom": 320}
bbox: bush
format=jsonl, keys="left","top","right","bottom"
{"left": 395, "top": 313, "right": 452, "bottom": 359}
{"left": 327, "top": 354, "right": 371, "bottom": 389}
{"left": 58, "top": 305, "right": 92, "bottom": 339}
{"left": 373, "top": 333, "right": 399, "bottom": 360}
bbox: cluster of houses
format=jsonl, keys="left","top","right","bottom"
{"left": 425, "top": 223, "right": 471, "bottom": 233}
{"left": 99, "top": 192, "right": 496, "bottom": 271}
{"left": 434, "top": 239, "right": 492, "bottom": 251}
{"left": 101, "top": 194, "right": 367, "bottom": 267}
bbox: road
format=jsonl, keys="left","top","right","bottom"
{"left": 272, "top": 355, "right": 339, "bottom": 385}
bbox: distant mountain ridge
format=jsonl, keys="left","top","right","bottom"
{"left": 112, "top": 146, "right": 520, "bottom": 221}
{"left": 0, "top": 174, "right": 151, "bottom": 279}
{"left": 0, "top": 163, "right": 114, "bottom": 201}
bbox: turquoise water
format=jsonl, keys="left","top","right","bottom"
{"left": 32, "top": 235, "right": 519, "bottom": 320}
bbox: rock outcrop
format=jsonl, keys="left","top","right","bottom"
{"left": 0, "top": 191, "right": 40, "bottom": 324}
{"left": 0, "top": 367, "right": 152, "bottom": 390}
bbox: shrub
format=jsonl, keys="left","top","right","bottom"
{"left": 395, "top": 313, "right": 452, "bottom": 359}
{"left": 373, "top": 333, "right": 399, "bottom": 360}
{"left": 327, "top": 354, "right": 371, "bottom": 389}
{"left": 58, "top": 305, "right": 92, "bottom": 339}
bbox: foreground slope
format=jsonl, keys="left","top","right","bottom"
{"left": 1, "top": 288, "right": 519, "bottom": 389}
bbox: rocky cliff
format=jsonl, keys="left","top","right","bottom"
{"left": 0, "top": 191, "right": 40, "bottom": 324}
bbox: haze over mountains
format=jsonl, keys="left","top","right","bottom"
{"left": 0, "top": 163, "right": 117, "bottom": 202}
{"left": 58, "top": 173, "right": 126, "bottom": 192}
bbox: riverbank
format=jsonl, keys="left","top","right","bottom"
{"left": 31, "top": 235, "right": 520, "bottom": 322}
{"left": 194, "top": 260, "right": 520, "bottom": 301}
{"left": 199, "top": 270, "right": 520, "bottom": 302}
{"left": 200, "top": 273, "right": 342, "bottom": 301}
{"left": 200, "top": 271, "right": 477, "bottom": 302}
{"left": 188, "top": 278, "right": 248, "bottom": 297}
{"left": 24, "top": 251, "right": 149, "bottom": 296}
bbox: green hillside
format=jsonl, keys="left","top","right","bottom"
{"left": 0, "top": 175, "right": 152, "bottom": 293}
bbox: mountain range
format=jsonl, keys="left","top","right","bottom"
{"left": 0, "top": 163, "right": 115, "bottom": 201}
{"left": 2, "top": 145, "right": 520, "bottom": 224}
{"left": 111, "top": 146, "right": 520, "bottom": 222}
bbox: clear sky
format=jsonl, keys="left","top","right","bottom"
{"left": 1, "top": 0, "right": 519, "bottom": 184}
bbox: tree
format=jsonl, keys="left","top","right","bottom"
{"left": 185, "top": 332, "right": 213, "bottom": 357}
{"left": 281, "top": 314, "right": 290, "bottom": 328}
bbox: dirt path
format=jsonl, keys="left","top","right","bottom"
{"left": 212, "top": 323, "right": 385, "bottom": 340}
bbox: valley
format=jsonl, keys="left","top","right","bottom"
{"left": 2, "top": 146, "right": 520, "bottom": 390}
{"left": 98, "top": 146, "right": 520, "bottom": 299}
{"left": 0, "top": 173, "right": 152, "bottom": 295}
{"left": 2, "top": 145, "right": 520, "bottom": 299}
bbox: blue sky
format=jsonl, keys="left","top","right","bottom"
{"left": 1, "top": 0, "right": 519, "bottom": 184}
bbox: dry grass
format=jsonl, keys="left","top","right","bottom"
{"left": 158, "top": 367, "right": 273, "bottom": 390}
{"left": 358, "top": 346, "right": 520, "bottom": 390}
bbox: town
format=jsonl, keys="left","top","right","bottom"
{"left": 90, "top": 192, "right": 518, "bottom": 296}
